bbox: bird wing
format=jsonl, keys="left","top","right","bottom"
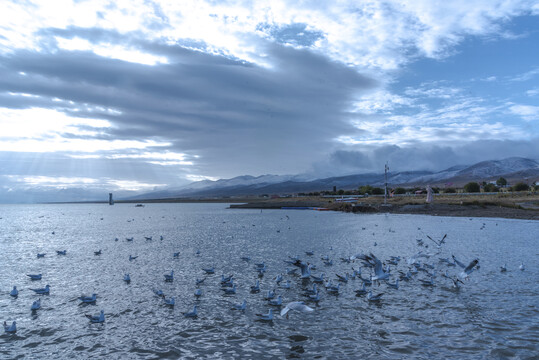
{"left": 373, "top": 258, "right": 385, "bottom": 277}
{"left": 463, "top": 259, "right": 479, "bottom": 274}
{"left": 452, "top": 255, "right": 466, "bottom": 268}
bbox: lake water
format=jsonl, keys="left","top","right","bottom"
{"left": 0, "top": 203, "right": 537, "bottom": 359}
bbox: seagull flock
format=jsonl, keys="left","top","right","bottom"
{"left": 3, "top": 224, "right": 527, "bottom": 335}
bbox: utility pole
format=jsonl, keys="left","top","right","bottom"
{"left": 384, "top": 162, "right": 389, "bottom": 205}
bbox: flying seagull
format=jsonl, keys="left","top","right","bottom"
{"left": 280, "top": 301, "right": 314, "bottom": 318}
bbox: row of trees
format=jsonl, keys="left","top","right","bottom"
{"left": 463, "top": 181, "right": 534, "bottom": 193}
{"left": 298, "top": 179, "right": 536, "bottom": 197}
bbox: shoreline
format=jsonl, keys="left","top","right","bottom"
{"left": 229, "top": 196, "right": 539, "bottom": 220}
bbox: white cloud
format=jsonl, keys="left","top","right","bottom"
{"left": 509, "top": 104, "right": 539, "bottom": 121}
{"left": 185, "top": 174, "right": 219, "bottom": 182}
{"left": 353, "top": 90, "right": 415, "bottom": 114}
{"left": 0, "top": 107, "right": 110, "bottom": 138}
{"left": 509, "top": 66, "right": 539, "bottom": 81}
{"left": 1, "top": 0, "right": 534, "bottom": 71}
{"left": 56, "top": 37, "right": 169, "bottom": 65}
{"left": 404, "top": 86, "right": 462, "bottom": 99}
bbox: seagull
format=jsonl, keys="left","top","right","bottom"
{"left": 240, "top": 256, "right": 251, "bottom": 262}
{"left": 299, "top": 262, "right": 311, "bottom": 279}
{"left": 232, "top": 299, "right": 247, "bottom": 311}
{"left": 164, "top": 270, "right": 174, "bottom": 282}
{"left": 3, "top": 321, "right": 16, "bottom": 333}
{"left": 164, "top": 297, "right": 175, "bottom": 307}
{"left": 194, "top": 289, "right": 202, "bottom": 298}
{"left": 268, "top": 295, "right": 283, "bottom": 306}
{"left": 124, "top": 274, "right": 131, "bottom": 283}
{"left": 367, "top": 291, "right": 384, "bottom": 302}
{"left": 26, "top": 273, "right": 42, "bottom": 281}
{"left": 311, "top": 273, "right": 325, "bottom": 283}
{"left": 196, "top": 278, "right": 206, "bottom": 285}
{"left": 173, "top": 252, "right": 180, "bottom": 258}
{"left": 427, "top": 234, "right": 447, "bottom": 247}
{"left": 255, "top": 309, "right": 273, "bottom": 321}
{"left": 265, "top": 289, "right": 276, "bottom": 300}
{"left": 85, "top": 310, "right": 105, "bottom": 323}
{"left": 371, "top": 255, "right": 390, "bottom": 282}
{"left": 500, "top": 264, "right": 507, "bottom": 272}
{"left": 336, "top": 273, "right": 349, "bottom": 283}
{"left": 419, "top": 278, "right": 435, "bottom": 286}
{"left": 202, "top": 267, "right": 215, "bottom": 274}
{"left": 10, "top": 286, "right": 18, "bottom": 297}
{"left": 250, "top": 280, "right": 260, "bottom": 293}
{"left": 94, "top": 250, "right": 102, "bottom": 256}
{"left": 222, "top": 285, "right": 236, "bottom": 295}
{"left": 30, "top": 285, "right": 50, "bottom": 295}
{"left": 355, "top": 282, "right": 368, "bottom": 296}
{"left": 519, "top": 263, "right": 525, "bottom": 271}
{"left": 183, "top": 305, "right": 198, "bottom": 318}
{"left": 280, "top": 280, "right": 291, "bottom": 289}
{"left": 31, "top": 298, "right": 41, "bottom": 311}
{"left": 220, "top": 274, "right": 234, "bottom": 285}
{"left": 305, "top": 251, "right": 314, "bottom": 256}
{"left": 326, "top": 283, "right": 340, "bottom": 295}
{"left": 280, "top": 301, "right": 314, "bottom": 318}
{"left": 386, "top": 279, "right": 399, "bottom": 290}
{"left": 144, "top": 236, "right": 152, "bottom": 241}
{"left": 126, "top": 237, "right": 134, "bottom": 242}
{"left": 79, "top": 294, "right": 97, "bottom": 303}
{"left": 153, "top": 289, "right": 165, "bottom": 298}
{"left": 56, "top": 250, "right": 67, "bottom": 255}
{"left": 129, "top": 255, "right": 138, "bottom": 261}
{"left": 274, "top": 274, "right": 283, "bottom": 284}
{"left": 303, "top": 284, "right": 317, "bottom": 296}
{"left": 306, "top": 292, "right": 320, "bottom": 302}
{"left": 37, "top": 253, "right": 46, "bottom": 258}
{"left": 459, "top": 258, "right": 479, "bottom": 279}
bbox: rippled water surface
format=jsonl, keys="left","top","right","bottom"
{"left": 0, "top": 203, "right": 538, "bottom": 359}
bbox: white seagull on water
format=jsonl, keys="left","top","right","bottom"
{"left": 3, "top": 321, "right": 16, "bottom": 333}
{"left": 31, "top": 298, "right": 41, "bottom": 311}
{"left": 30, "top": 285, "right": 50, "bottom": 295}
{"left": 85, "top": 310, "right": 105, "bottom": 323}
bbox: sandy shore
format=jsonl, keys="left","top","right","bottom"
{"left": 229, "top": 194, "right": 539, "bottom": 220}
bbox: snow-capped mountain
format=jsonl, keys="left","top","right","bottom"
{"left": 127, "top": 157, "right": 538, "bottom": 200}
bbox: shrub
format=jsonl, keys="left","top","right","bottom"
{"left": 512, "top": 182, "right": 529, "bottom": 192}
{"left": 358, "top": 185, "right": 374, "bottom": 195}
{"left": 444, "top": 187, "right": 457, "bottom": 193}
{"left": 464, "top": 182, "right": 480, "bottom": 193}
{"left": 483, "top": 183, "right": 498, "bottom": 192}
{"left": 371, "top": 187, "right": 384, "bottom": 195}
{"left": 394, "top": 187, "right": 407, "bottom": 194}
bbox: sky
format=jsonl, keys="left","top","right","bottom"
{"left": 0, "top": 0, "right": 538, "bottom": 201}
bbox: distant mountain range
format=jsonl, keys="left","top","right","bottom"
{"left": 129, "top": 157, "right": 539, "bottom": 200}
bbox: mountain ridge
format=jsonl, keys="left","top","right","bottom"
{"left": 128, "top": 157, "right": 539, "bottom": 200}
